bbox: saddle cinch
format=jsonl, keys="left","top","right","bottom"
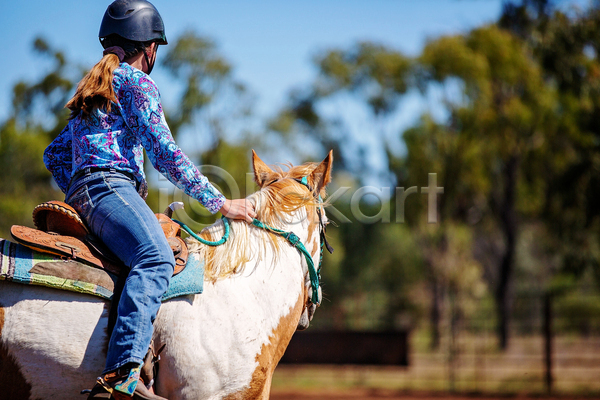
{"left": 10, "top": 201, "right": 189, "bottom": 277}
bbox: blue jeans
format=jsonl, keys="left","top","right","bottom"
{"left": 66, "top": 169, "right": 174, "bottom": 373}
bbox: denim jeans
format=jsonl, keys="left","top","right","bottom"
{"left": 66, "top": 169, "right": 175, "bottom": 373}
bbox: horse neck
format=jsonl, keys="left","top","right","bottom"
{"left": 153, "top": 207, "right": 319, "bottom": 396}
{"left": 156, "top": 209, "right": 310, "bottom": 359}
{"left": 190, "top": 192, "right": 320, "bottom": 281}
{"left": 194, "top": 204, "right": 317, "bottom": 314}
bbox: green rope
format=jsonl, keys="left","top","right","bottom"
{"left": 173, "top": 171, "right": 322, "bottom": 304}
{"left": 252, "top": 218, "right": 321, "bottom": 305}
{"left": 174, "top": 216, "right": 320, "bottom": 304}
{"left": 173, "top": 216, "right": 230, "bottom": 246}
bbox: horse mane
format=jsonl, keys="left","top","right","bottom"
{"left": 186, "top": 161, "right": 325, "bottom": 281}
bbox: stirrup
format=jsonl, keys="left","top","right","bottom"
{"left": 131, "top": 382, "right": 168, "bottom": 400}
{"left": 82, "top": 364, "right": 168, "bottom": 400}
{"left": 83, "top": 379, "right": 168, "bottom": 400}
{"left": 141, "top": 342, "right": 166, "bottom": 389}
{"left": 82, "top": 381, "right": 111, "bottom": 399}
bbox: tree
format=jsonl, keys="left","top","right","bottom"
{"left": 500, "top": 2, "right": 600, "bottom": 293}
{"left": 0, "top": 37, "right": 79, "bottom": 237}
{"left": 267, "top": 42, "right": 431, "bottom": 331}
{"left": 268, "top": 41, "right": 412, "bottom": 184}
{"left": 161, "top": 31, "right": 253, "bottom": 145}
{"left": 417, "top": 25, "right": 557, "bottom": 349}
{"left": 269, "top": 23, "right": 561, "bottom": 349}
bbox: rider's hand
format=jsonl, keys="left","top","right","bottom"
{"left": 220, "top": 199, "right": 256, "bottom": 223}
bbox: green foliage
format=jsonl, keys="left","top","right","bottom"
{"left": 268, "top": 41, "right": 412, "bottom": 176}
{"left": 494, "top": 3, "right": 600, "bottom": 302}
{"left": 0, "top": 36, "right": 75, "bottom": 237}
{"left": 314, "top": 42, "right": 412, "bottom": 115}
{"left": 0, "top": 120, "right": 62, "bottom": 237}
{"left": 12, "top": 37, "right": 75, "bottom": 133}
{"left": 161, "top": 30, "right": 250, "bottom": 141}
{"left": 313, "top": 219, "right": 426, "bottom": 331}
{"left": 555, "top": 290, "right": 600, "bottom": 334}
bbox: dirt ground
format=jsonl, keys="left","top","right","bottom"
{"left": 269, "top": 389, "right": 598, "bottom": 400}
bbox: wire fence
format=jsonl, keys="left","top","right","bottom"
{"left": 273, "top": 293, "right": 600, "bottom": 396}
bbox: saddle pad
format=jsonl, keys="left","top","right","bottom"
{"left": 0, "top": 239, "right": 203, "bottom": 301}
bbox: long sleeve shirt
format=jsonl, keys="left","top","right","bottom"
{"left": 43, "top": 62, "right": 226, "bottom": 214}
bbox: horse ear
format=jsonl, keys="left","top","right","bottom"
{"left": 252, "top": 149, "right": 274, "bottom": 187}
{"left": 310, "top": 150, "right": 333, "bottom": 195}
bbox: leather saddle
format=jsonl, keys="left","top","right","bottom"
{"left": 10, "top": 201, "right": 188, "bottom": 277}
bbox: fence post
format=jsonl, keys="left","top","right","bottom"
{"left": 448, "top": 287, "right": 458, "bottom": 393}
{"left": 543, "top": 293, "right": 553, "bottom": 393}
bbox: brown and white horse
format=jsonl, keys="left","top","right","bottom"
{"left": 0, "top": 150, "right": 332, "bottom": 400}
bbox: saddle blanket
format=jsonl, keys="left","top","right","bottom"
{"left": 0, "top": 238, "right": 203, "bottom": 301}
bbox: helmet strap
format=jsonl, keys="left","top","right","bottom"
{"left": 144, "top": 50, "right": 155, "bottom": 75}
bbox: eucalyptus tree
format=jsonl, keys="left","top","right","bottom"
{"left": 417, "top": 24, "right": 558, "bottom": 348}
{"left": 0, "top": 38, "right": 78, "bottom": 237}
{"left": 498, "top": 0, "right": 600, "bottom": 307}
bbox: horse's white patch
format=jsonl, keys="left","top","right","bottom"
{"left": 0, "top": 282, "right": 108, "bottom": 399}
{"left": 153, "top": 237, "right": 307, "bottom": 400}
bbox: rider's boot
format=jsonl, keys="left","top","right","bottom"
{"left": 86, "top": 364, "right": 168, "bottom": 400}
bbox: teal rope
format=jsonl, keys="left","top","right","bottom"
{"left": 173, "top": 171, "right": 322, "bottom": 304}
{"left": 174, "top": 216, "right": 320, "bottom": 303}
{"left": 252, "top": 218, "right": 321, "bottom": 305}
{"left": 173, "top": 216, "right": 230, "bottom": 246}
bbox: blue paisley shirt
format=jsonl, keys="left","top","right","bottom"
{"left": 44, "top": 63, "right": 226, "bottom": 214}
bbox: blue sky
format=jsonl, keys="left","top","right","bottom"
{"left": 0, "top": 0, "right": 514, "bottom": 123}
{"left": 0, "top": 0, "right": 590, "bottom": 180}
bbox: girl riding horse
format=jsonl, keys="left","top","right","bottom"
{"left": 43, "top": 1, "right": 255, "bottom": 398}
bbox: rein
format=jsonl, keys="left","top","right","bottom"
{"left": 173, "top": 175, "right": 331, "bottom": 305}
{"left": 251, "top": 175, "right": 331, "bottom": 305}
{"left": 251, "top": 218, "right": 321, "bottom": 305}
{"left": 175, "top": 216, "right": 230, "bottom": 246}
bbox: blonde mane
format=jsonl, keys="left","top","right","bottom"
{"left": 186, "top": 162, "right": 326, "bottom": 281}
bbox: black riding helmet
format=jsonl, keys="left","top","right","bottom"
{"left": 99, "top": 0, "right": 168, "bottom": 47}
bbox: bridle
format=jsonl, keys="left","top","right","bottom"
{"left": 175, "top": 174, "right": 333, "bottom": 305}
{"left": 252, "top": 175, "right": 333, "bottom": 305}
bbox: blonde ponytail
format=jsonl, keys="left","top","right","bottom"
{"left": 66, "top": 53, "right": 121, "bottom": 119}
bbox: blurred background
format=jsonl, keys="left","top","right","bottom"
{"left": 2, "top": 0, "right": 600, "bottom": 398}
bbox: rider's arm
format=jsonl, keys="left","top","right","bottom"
{"left": 117, "top": 71, "right": 226, "bottom": 214}
{"left": 43, "top": 125, "right": 73, "bottom": 194}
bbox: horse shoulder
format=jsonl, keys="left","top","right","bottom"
{"left": 223, "top": 290, "right": 306, "bottom": 400}
{"left": 154, "top": 252, "right": 307, "bottom": 399}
